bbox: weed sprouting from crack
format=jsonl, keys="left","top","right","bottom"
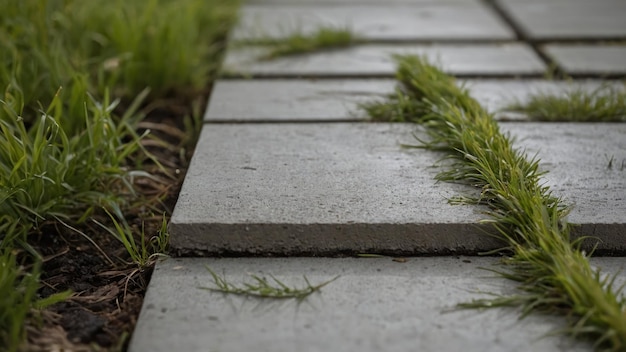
{"left": 201, "top": 266, "right": 339, "bottom": 301}
{"left": 504, "top": 84, "right": 626, "bottom": 122}
{"left": 240, "top": 26, "right": 359, "bottom": 60}
{"left": 363, "top": 55, "right": 626, "bottom": 351}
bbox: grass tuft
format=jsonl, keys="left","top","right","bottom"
{"left": 0, "top": 0, "right": 238, "bottom": 109}
{"left": 94, "top": 208, "right": 169, "bottom": 269}
{"left": 201, "top": 266, "right": 339, "bottom": 302}
{"left": 243, "top": 26, "right": 358, "bottom": 60}
{"left": 0, "top": 86, "right": 145, "bottom": 248}
{"left": 364, "top": 55, "right": 626, "bottom": 351}
{"left": 505, "top": 84, "right": 626, "bottom": 122}
{"left": 0, "top": 249, "right": 71, "bottom": 352}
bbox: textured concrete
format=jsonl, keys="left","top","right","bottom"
{"left": 222, "top": 44, "right": 546, "bottom": 78}
{"left": 510, "top": 124, "right": 626, "bottom": 238}
{"left": 497, "top": 0, "right": 626, "bottom": 39}
{"left": 129, "top": 257, "right": 626, "bottom": 352}
{"left": 204, "top": 79, "right": 622, "bottom": 122}
{"left": 170, "top": 123, "right": 626, "bottom": 255}
{"left": 205, "top": 79, "right": 395, "bottom": 122}
{"left": 543, "top": 45, "right": 626, "bottom": 75}
{"left": 171, "top": 123, "right": 498, "bottom": 255}
{"left": 247, "top": 0, "right": 479, "bottom": 4}
{"left": 233, "top": 2, "right": 514, "bottom": 41}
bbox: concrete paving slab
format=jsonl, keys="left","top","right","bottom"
{"left": 204, "top": 79, "right": 623, "bottom": 122}
{"left": 233, "top": 2, "right": 514, "bottom": 42}
{"left": 222, "top": 44, "right": 546, "bottom": 78}
{"left": 496, "top": 0, "right": 626, "bottom": 40}
{"left": 247, "top": 0, "right": 476, "bottom": 4}
{"left": 170, "top": 123, "right": 626, "bottom": 255}
{"left": 543, "top": 44, "right": 626, "bottom": 75}
{"left": 129, "top": 257, "right": 626, "bottom": 352}
{"left": 205, "top": 79, "right": 396, "bottom": 122}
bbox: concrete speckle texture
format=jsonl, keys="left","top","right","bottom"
{"left": 222, "top": 44, "right": 546, "bottom": 77}
{"left": 129, "top": 257, "right": 626, "bottom": 352}
{"left": 543, "top": 44, "right": 626, "bottom": 75}
{"left": 170, "top": 123, "right": 500, "bottom": 255}
{"left": 205, "top": 79, "right": 396, "bottom": 122}
{"left": 496, "top": 0, "right": 626, "bottom": 39}
{"left": 233, "top": 2, "right": 514, "bottom": 41}
{"left": 170, "top": 123, "right": 626, "bottom": 255}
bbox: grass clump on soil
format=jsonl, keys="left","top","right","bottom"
{"left": 95, "top": 209, "right": 170, "bottom": 269}
{"left": 363, "top": 55, "right": 626, "bottom": 351}
{"left": 243, "top": 26, "right": 358, "bottom": 60}
{"left": 0, "top": 249, "right": 71, "bottom": 351}
{"left": 202, "top": 267, "right": 339, "bottom": 302}
{"left": 0, "top": 86, "right": 147, "bottom": 252}
{"left": 0, "top": 0, "right": 237, "bottom": 110}
{"left": 505, "top": 84, "right": 626, "bottom": 122}
{"left": 0, "top": 0, "right": 239, "bottom": 349}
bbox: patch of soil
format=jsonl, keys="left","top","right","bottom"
{"left": 23, "top": 94, "right": 206, "bottom": 351}
{"left": 27, "top": 230, "right": 151, "bottom": 350}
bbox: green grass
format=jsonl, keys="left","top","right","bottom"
{"left": 202, "top": 267, "right": 339, "bottom": 301}
{"left": 505, "top": 84, "right": 626, "bottom": 122}
{"left": 0, "top": 86, "right": 147, "bottom": 252}
{"left": 0, "top": 0, "right": 237, "bottom": 113}
{"left": 243, "top": 26, "right": 358, "bottom": 60}
{"left": 364, "top": 55, "right": 626, "bottom": 351}
{"left": 0, "top": 249, "right": 71, "bottom": 352}
{"left": 0, "top": 0, "right": 239, "bottom": 348}
{"left": 95, "top": 208, "right": 170, "bottom": 269}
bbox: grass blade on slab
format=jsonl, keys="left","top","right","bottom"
{"left": 201, "top": 266, "right": 339, "bottom": 302}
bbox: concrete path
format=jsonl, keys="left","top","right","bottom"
{"left": 129, "top": 257, "right": 625, "bottom": 352}
{"left": 131, "top": 0, "right": 626, "bottom": 350}
{"left": 170, "top": 122, "right": 626, "bottom": 256}
{"left": 205, "top": 79, "right": 620, "bottom": 122}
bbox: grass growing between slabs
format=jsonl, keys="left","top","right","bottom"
{"left": 363, "top": 56, "right": 626, "bottom": 351}
{"left": 238, "top": 26, "right": 359, "bottom": 60}
{"left": 505, "top": 84, "right": 626, "bottom": 122}
{"left": 0, "top": 0, "right": 238, "bottom": 350}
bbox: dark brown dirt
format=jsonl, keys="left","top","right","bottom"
{"left": 28, "top": 229, "right": 151, "bottom": 350}
{"left": 22, "top": 94, "right": 205, "bottom": 351}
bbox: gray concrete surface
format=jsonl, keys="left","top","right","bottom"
{"left": 205, "top": 79, "right": 395, "bottom": 122}
{"left": 247, "top": 0, "right": 480, "bottom": 4}
{"left": 543, "top": 45, "right": 626, "bottom": 75}
{"left": 205, "top": 79, "right": 623, "bottom": 122}
{"left": 233, "top": 2, "right": 514, "bottom": 41}
{"left": 222, "top": 44, "right": 546, "bottom": 77}
{"left": 129, "top": 257, "right": 626, "bottom": 352}
{"left": 170, "top": 122, "right": 626, "bottom": 255}
{"left": 497, "top": 0, "right": 626, "bottom": 39}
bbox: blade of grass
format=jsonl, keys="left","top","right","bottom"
{"left": 201, "top": 266, "right": 339, "bottom": 302}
